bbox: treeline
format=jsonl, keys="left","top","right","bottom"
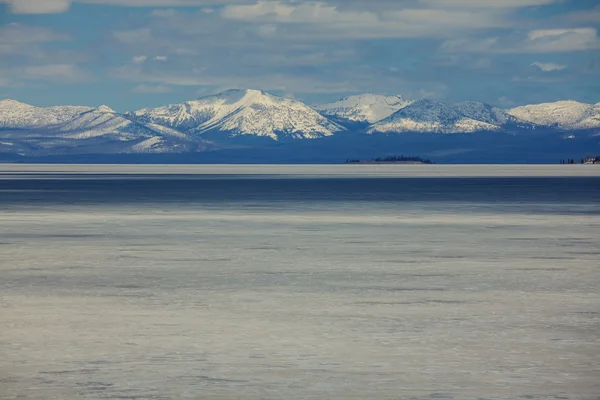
{"left": 345, "top": 155, "right": 435, "bottom": 164}
{"left": 560, "top": 156, "right": 600, "bottom": 164}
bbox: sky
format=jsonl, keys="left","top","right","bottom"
{"left": 0, "top": 0, "right": 599, "bottom": 112}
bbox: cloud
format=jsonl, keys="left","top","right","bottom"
{"left": 131, "top": 83, "right": 172, "bottom": 93}
{"left": 108, "top": 54, "right": 448, "bottom": 98}
{"left": 0, "top": 23, "right": 92, "bottom": 87}
{"left": 113, "top": 28, "right": 154, "bottom": 44}
{"left": 441, "top": 28, "right": 600, "bottom": 53}
{"left": 440, "top": 37, "right": 499, "bottom": 53}
{"left": 0, "top": 23, "right": 70, "bottom": 44}
{"left": 1, "top": 0, "right": 565, "bottom": 15}
{"left": 1, "top": 0, "right": 254, "bottom": 14}
{"left": 154, "top": 56, "right": 168, "bottom": 61}
{"left": 4, "top": 0, "right": 70, "bottom": 13}
{"left": 530, "top": 61, "right": 566, "bottom": 72}
{"left": 524, "top": 28, "right": 599, "bottom": 52}
{"left": 421, "top": 0, "right": 557, "bottom": 8}
{"left": 564, "top": 5, "right": 600, "bottom": 24}
{"left": 528, "top": 28, "right": 594, "bottom": 41}
{"left": 22, "top": 64, "right": 90, "bottom": 82}
{"left": 221, "top": 2, "right": 508, "bottom": 39}
{"left": 132, "top": 55, "right": 148, "bottom": 64}
{"left": 0, "top": 64, "right": 92, "bottom": 86}
{"left": 511, "top": 75, "right": 565, "bottom": 83}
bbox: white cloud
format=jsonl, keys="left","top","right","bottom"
{"left": 421, "top": 0, "right": 557, "bottom": 8}
{"left": 511, "top": 75, "right": 565, "bottom": 83}
{"left": 1, "top": 0, "right": 565, "bottom": 15}
{"left": 154, "top": 55, "right": 168, "bottom": 61}
{"left": 530, "top": 61, "right": 566, "bottom": 72}
{"left": 131, "top": 83, "right": 172, "bottom": 93}
{"left": 528, "top": 28, "right": 595, "bottom": 41}
{"left": 0, "top": 64, "right": 93, "bottom": 85}
{"left": 441, "top": 27, "right": 600, "bottom": 53}
{"left": 132, "top": 55, "right": 148, "bottom": 64}
{"left": 440, "top": 37, "right": 499, "bottom": 53}
{"left": 221, "top": 1, "right": 508, "bottom": 39}
{"left": 22, "top": 64, "right": 89, "bottom": 81}
{"left": 1, "top": 0, "right": 253, "bottom": 14}
{"left": 565, "top": 5, "right": 600, "bottom": 24}
{"left": 113, "top": 28, "right": 153, "bottom": 44}
{"left": 108, "top": 57, "right": 425, "bottom": 96}
{"left": 0, "top": 23, "right": 70, "bottom": 44}
{"left": 5, "top": 0, "right": 70, "bottom": 13}
{"left": 0, "top": 23, "right": 91, "bottom": 87}
{"left": 525, "top": 28, "right": 599, "bottom": 52}
{"left": 257, "top": 24, "right": 277, "bottom": 37}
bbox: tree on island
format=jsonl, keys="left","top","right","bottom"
{"left": 345, "top": 155, "right": 434, "bottom": 164}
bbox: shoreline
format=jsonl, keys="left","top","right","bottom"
{"left": 0, "top": 164, "right": 599, "bottom": 178}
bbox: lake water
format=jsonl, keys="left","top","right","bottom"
{"left": 1, "top": 165, "right": 599, "bottom": 400}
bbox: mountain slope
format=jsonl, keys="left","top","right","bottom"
{"left": 56, "top": 105, "right": 189, "bottom": 140}
{"left": 369, "top": 100, "right": 504, "bottom": 134}
{"left": 455, "top": 102, "right": 533, "bottom": 128}
{"left": 2, "top": 92, "right": 600, "bottom": 160}
{"left": 0, "top": 103, "right": 209, "bottom": 155}
{"left": 129, "top": 89, "right": 344, "bottom": 141}
{"left": 508, "top": 100, "right": 600, "bottom": 130}
{"left": 0, "top": 99, "right": 92, "bottom": 129}
{"left": 314, "top": 94, "right": 412, "bottom": 124}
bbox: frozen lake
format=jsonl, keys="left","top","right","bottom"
{"left": 1, "top": 165, "right": 599, "bottom": 399}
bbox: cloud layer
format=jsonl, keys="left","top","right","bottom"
{"left": 1, "top": 0, "right": 599, "bottom": 109}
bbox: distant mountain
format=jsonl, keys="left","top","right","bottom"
{"left": 314, "top": 94, "right": 412, "bottom": 124}
{"left": 455, "top": 102, "right": 534, "bottom": 129}
{"left": 0, "top": 102, "right": 209, "bottom": 155}
{"left": 0, "top": 99, "right": 92, "bottom": 129}
{"left": 369, "top": 100, "right": 510, "bottom": 134}
{"left": 1, "top": 90, "right": 599, "bottom": 162}
{"left": 508, "top": 100, "right": 600, "bottom": 131}
{"left": 129, "top": 89, "right": 344, "bottom": 141}
{"left": 56, "top": 105, "right": 188, "bottom": 141}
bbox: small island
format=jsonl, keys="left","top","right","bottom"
{"left": 345, "top": 155, "right": 435, "bottom": 165}
{"left": 560, "top": 156, "right": 600, "bottom": 164}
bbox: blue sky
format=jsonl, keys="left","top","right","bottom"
{"left": 1, "top": 0, "right": 599, "bottom": 112}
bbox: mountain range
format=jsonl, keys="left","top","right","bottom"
{"left": 1, "top": 89, "right": 599, "bottom": 163}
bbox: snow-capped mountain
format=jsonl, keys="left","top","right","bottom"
{"left": 0, "top": 99, "right": 92, "bottom": 129}
{"left": 2, "top": 90, "right": 599, "bottom": 160}
{"left": 0, "top": 102, "right": 208, "bottom": 155}
{"left": 369, "top": 100, "right": 508, "bottom": 134}
{"left": 314, "top": 94, "right": 413, "bottom": 124}
{"left": 129, "top": 89, "right": 344, "bottom": 141}
{"left": 455, "top": 102, "right": 532, "bottom": 128}
{"left": 56, "top": 105, "right": 188, "bottom": 140}
{"left": 508, "top": 100, "right": 600, "bottom": 130}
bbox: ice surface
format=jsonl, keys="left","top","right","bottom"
{"left": 0, "top": 167, "right": 599, "bottom": 400}
{"left": 1, "top": 164, "right": 600, "bottom": 178}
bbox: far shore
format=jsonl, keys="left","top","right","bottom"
{"left": 0, "top": 164, "right": 599, "bottom": 178}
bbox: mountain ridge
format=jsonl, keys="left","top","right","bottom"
{"left": 314, "top": 93, "right": 413, "bottom": 124}
{"left": 128, "top": 89, "right": 344, "bottom": 141}
{"left": 1, "top": 90, "right": 599, "bottom": 159}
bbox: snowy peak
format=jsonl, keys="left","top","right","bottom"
{"left": 369, "top": 99, "right": 505, "bottom": 134}
{"left": 96, "top": 105, "right": 116, "bottom": 113}
{"left": 0, "top": 101, "right": 207, "bottom": 155}
{"left": 456, "top": 102, "right": 512, "bottom": 126}
{"left": 507, "top": 100, "right": 600, "bottom": 130}
{"left": 129, "top": 89, "right": 344, "bottom": 140}
{"left": 56, "top": 106, "right": 192, "bottom": 141}
{"left": 314, "top": 94, "right": 413, "bottom": 124}
{"left": 0, "top": 99, "right": 93, "bottom": 129}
